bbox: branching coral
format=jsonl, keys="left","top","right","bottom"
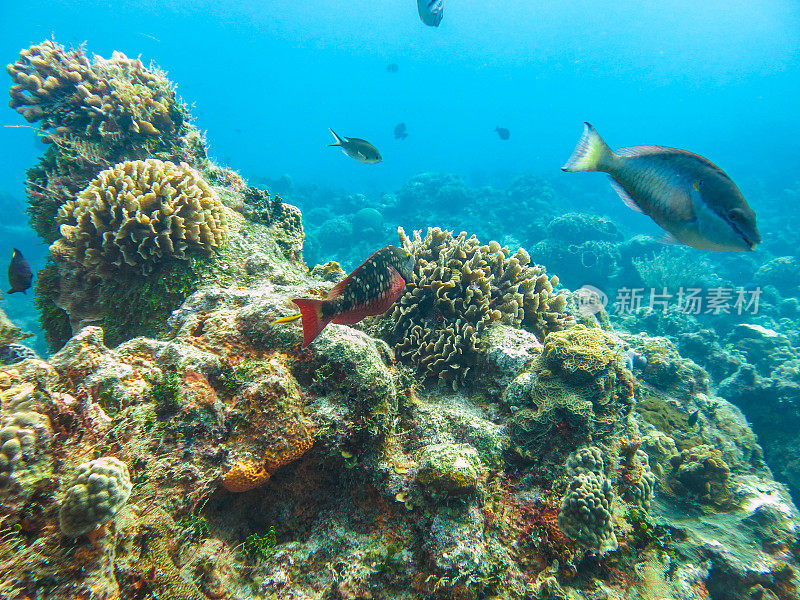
{"left": 50, "top": 159, "right": 228, "bottom": 278}
{"left": 388, "top": 227, "right": 570, "bottom": 388}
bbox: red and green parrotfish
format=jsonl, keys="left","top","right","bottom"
{"left": 271, "top": 246, "right": 415, "bottom": 347}
{"left": 562, "top": 123, "right": 761, "bottom": 252}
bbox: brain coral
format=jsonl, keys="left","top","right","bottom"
{"left": 50, "top": 159, "right": 228, "bottom": 278}
{"left": 388, "top": 227, "right": 570, "bottom": 389}
{"left": 7, "top": 40, "right": 180, "bottom": 141}
{"left": 59, "top": 456, "right": 132, "bottom": 536}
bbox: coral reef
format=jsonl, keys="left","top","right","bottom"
{"left": 506, "top": 325, "right": 634, "bottom": 467}
{"left": 386, "top": 226, "right": 570, "bottom": 388}
{"left": 58, "top": 456, "right": 132, "bottom": 536}
{"left": 51, "top": 159, "right": 228, "bottom": 278}
{"left": 558, "top": 471, "right": 617, "bottom": 551}
{"left": 3, "top": 37, "right": 800, "bottom": 600}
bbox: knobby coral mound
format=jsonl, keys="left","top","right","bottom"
{"left": 559, "top": 472, "right": 617, "bottom": 552}
{"left": 50, "top": 159, "right": 228, "bottom": 278}
{"left": 388, "top": 227, "right": 570, "bottom": 388}
{"left": 58, "top": 456, "right": 132, "bottom": 536}
{"left": 8, "top": 39, "right": 180, "bottom": 141}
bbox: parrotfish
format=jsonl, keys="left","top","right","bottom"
{"left": 418, "top": 0, "right": 444, "bottom": 26}
{"left": 495, "top": 126, "right": 510, "bottom": 140}
{"left": 272, "top": 246, "right": 414, "bottom": 347}
{"left": 328, "top": 129, "right": 382, "bottom": 164}
{"left": 562, "top": 123, "right": 761, "bottom": 252}
{"left": 7, "top": 248, "right": 32, "bottom": 294}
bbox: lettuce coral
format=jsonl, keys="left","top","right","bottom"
{"left": 50, "top": 159, "right": 228, "bottom": 278}
{"left": 388, "top": 227, "right": 570, "bottom": 388}
{"left": 8, "top": 39, "right": 180, "bottom": 143}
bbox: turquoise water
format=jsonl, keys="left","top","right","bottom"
{"left": 0, "top": 0, "right": 799, "bottom": 355}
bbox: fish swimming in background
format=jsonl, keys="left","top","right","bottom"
{"left": 328, "top": 129, "right": 382, "bottom": 164}
{"left": 394, "top": 122, "right": 408, "bottom": 140}
{"left": 562, "top": 123, "right": 761, "bottom": 252}
{"left": 271, "top": 246, "right": 415, "bottom": 347}
{"left": 7, "top": 248, "right": 32, "bottom": 294}
{"left": 386, "top": 63, "right": 399, "bottom": 73}
{"left": 417, "top": 0, "right": 444, "bottom": 26}
{"left": 687, "top": 409, "right": 700, "bottom": 428}
{"left": 495, "top": 126, "right": 510, "bottom": 140}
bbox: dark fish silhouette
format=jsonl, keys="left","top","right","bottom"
{"left": 7, "top": 248, "right": 32, "bottom": 294}
{"left": 495, "top": 126, "right": 510, "bottom": 140}
{"left": 328, "top": 129, "right": 382, "bottom": 164}
{"left": 562, "top": 123, "right": 761, "bottom": 252}
{"left": 394, "top": 123, "right": 408, "bottom": 140}
{"left": 418, "top": 0, "right": 444, "bottom": 26}
{"left": 687, "top": 409, "right": 700, "bottom": 428}
{"left": 386, "top": 63, "right": 399, "bottom": 73}
{"left": 271, "top": 246, "right": 414, "bottom": 347}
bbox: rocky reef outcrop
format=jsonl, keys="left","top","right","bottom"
{"left": 1, "top": 38, "right": 798, "bottom": 600}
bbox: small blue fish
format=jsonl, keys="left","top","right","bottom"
{"left": 417, "top": 0, "right": 444, "bottom": 26}
{"left": 562, "top": 123, "right": 761, "bottom": 252}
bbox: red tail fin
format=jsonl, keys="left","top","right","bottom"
{"left": 292, "top": 298, "right": 331, "bottom": 347}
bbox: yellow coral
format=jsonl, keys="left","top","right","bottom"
{"left": 391, "top": 227, "right": 571, "bottom": 388}
{"left": 50, "top": 159, "right": 228, "bottom": 277}
{"left": 7, "top": 40, "right": 180, "bottom": 142}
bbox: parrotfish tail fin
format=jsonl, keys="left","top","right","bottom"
{"left": 292, "top": 298, "right": 331, "bottom": 348}
{"left": 561, "top": 122, "right": 613, "bottom": 172}
{"left": 328, "top": 128, "right": 343, "bottom": 147}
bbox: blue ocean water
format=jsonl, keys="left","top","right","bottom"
{"left": 0, "top": 0, "right": 799, "bottom": 354}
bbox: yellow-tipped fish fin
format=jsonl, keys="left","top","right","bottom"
{"left": 561, "top": 122, "right": 614, "bottom": 172}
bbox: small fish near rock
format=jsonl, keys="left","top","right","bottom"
{"left": 562, "top": 122, "right": 761, "bottom": 252}
{"left": 7, "top": 248, "right": 32, "bottom": 294}
{"left": 495, "top": 126, "right": 510, "bottom": 140}
{"left": 328, "top": 129, "right": 382, "bottom": 164}
{"left": 417, "top": 0, "right": 444, "bottom": 26}
{"left": 394, "top": 122, "right": 408, "bottom": 140}
{"left": 272, "top": 246, "right": 415, "bottom": 347}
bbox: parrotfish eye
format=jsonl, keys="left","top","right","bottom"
{"left": 729, "top": 210, "right": 738, "bottom": 220}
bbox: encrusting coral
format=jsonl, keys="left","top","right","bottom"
{"left": 50, "top": 159, "right": 228, "bottom": 278}
{"left": 387, "top": 226, "right": 570, "bottom": 388}
{"left": 58, "top": 456, "right": 132, "bottom": 536}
